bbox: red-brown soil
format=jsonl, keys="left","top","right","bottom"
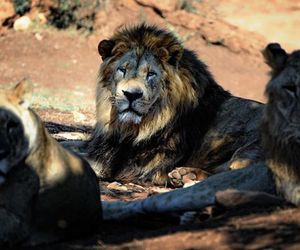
{"left": 1, "top": 0, "right": 300, "bottom": 249}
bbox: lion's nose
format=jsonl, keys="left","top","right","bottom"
{"left": 122, "top": 89, "right": 143, "bottom": 103}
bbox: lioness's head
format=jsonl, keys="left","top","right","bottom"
{"left": 262, "top": 43, "right": 300, "bottom": 167}
{"left": 0, "top": 80, "right": 36, "bottom": 183}
{"left": 263, "top": 43, "right": 300, "bottom": 129}
{"left": 96, "top": 24, "right": 198, "bottom": 142}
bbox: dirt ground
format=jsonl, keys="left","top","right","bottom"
{"left": 1, "top": 0, "right": 300, "bottom": 249}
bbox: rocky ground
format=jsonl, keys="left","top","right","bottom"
{"left": 1, "top": 0, "right": 300, "bottom": 249}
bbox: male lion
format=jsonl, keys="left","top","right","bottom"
{"left": 88, "top": 24, "right": 264, "bottom": 186}
{"left": 0, "top": 80, "right": 101, "bottom": 247}
{"left": 101, "top": 43, "right": 300, "bottom": 220}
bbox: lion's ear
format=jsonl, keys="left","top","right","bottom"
{"left": 12, "top": 78, "right": 33, "bottom": 108}
{"left": 98, "top": 40, "right": 128, "bottom": 60}
{"left": 262, "top": 43, "right": 288, "bottom": 75}
{"left": 158, "top": 44, "right": 183, "bottom": 66}
{"left": 98, "top": 39, "right": 116, "bottom": 60}
{"left": 157, "top": 47, "right": 170, "bottom": 62}
{"left": 168, "top": 44, "right": 183, "bottom": 66}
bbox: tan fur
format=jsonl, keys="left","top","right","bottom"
{"left": 267, "top": 161, "right": 300, "bottom": 205}
{"left": 96, "top": 85, "right": 112, "bottom": 135}
{"left": 0, "top": 80, "right": 101, "bottom": 247}
{"left": 267, "top": 160, "right": 300, "bottom": 204}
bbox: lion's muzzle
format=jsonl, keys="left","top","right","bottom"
{"left": 116, "top": 83, "right": 148, "bottom": 124}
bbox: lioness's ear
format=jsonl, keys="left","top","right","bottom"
{"left": 262, "top": 43, "right": 288, "bottom": 74}
{"left": 98, "top": 39, "right": 116, "bottom": 60}
{"left": 12, "top": 79, "right": 33, "bottom": 108}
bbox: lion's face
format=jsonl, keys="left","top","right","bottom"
{"left": 95, "top": 26, "right": 199, "bottom": 142}
{"left": 111, "top": 50, "right": 164, "bottom": 125}
{"left": 263, "top": 43, "right": 300, "bottom": 141}
{"left": 0, "top": 80, "right": 35, "bottom": 184}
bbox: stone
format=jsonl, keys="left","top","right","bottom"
{"left": 136, "top": 0, "right": 180, "bottom": 13}
{"left": 13, "top": 16, "right": 32, "bottom": 31}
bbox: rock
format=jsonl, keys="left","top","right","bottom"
{"left": 51, "top": 132, "right": 89, "bottom": 141}
{"left": 13, "top": 16, "right": 32, "bottom": 31}
{"left": 34, "top": 32, "right": 43, "bottom": 41}
{"left": 107, "top": 182, "right": 128, "bottom": 191}
{"left": 135, "top": 0, "right": 180, "bottom": 13}
{"left": 166, "top": 10, "right": 266, "bottom": 56}
{"left": 148, "top": 186, "right": 172, "bottom": 195}
{"left": 0, "top": 0, "right": 15, "bottom": 25}
{"left": 127, "top": 183, "right": 146, "bottom": 192}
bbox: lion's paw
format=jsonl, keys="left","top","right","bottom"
{"left": 168, "top": 167, "right": 206, "bottom": 188}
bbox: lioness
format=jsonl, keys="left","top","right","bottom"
{"left": 0, "top": 80, "right": 101, "bottom": 247}
{"left": 262, "top": 43, "right": 300, "bottom": 205}
{"left": 101, "top": 43, "right": 300, "bottom": 220}
{"left": 87, "top": 24, "right": 264, "bottom": 186}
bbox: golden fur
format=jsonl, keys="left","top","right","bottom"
{"left": 0, "top": 80, "right": 101, "bottom": 247}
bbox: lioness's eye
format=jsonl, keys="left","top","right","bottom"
{"left": 147, "top": 71, "right": 157, "bottom": 81}
{"left": 282, "top": 84, "right": 297, "bottom": 94}
{"left": 117, "top": 67, "right": 126, "bottom": 77}
{"left": 7, "top": 120, "right": 18, "bottom": 133}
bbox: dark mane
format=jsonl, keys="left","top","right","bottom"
{"left": 112, "top": 24, "right": 181, "bottom": 51}
{"left": 88, "top": 24, "right": 232, "bottom": 184}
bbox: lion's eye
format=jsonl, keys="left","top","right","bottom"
{"left": 147, "top": 71, "right": 157, "bottom": 81}
{"left": 117, "top": 67, "right": 126, "bottom": 77}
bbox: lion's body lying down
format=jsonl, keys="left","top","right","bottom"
{"left": 101, "top": 43, "right": 300, "bottom": 220}
{"left": 0, "top": 81, "right": 101, "bottom": 247}
{"left": 87, "top": 24, "right": 264, "bottom": 185}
